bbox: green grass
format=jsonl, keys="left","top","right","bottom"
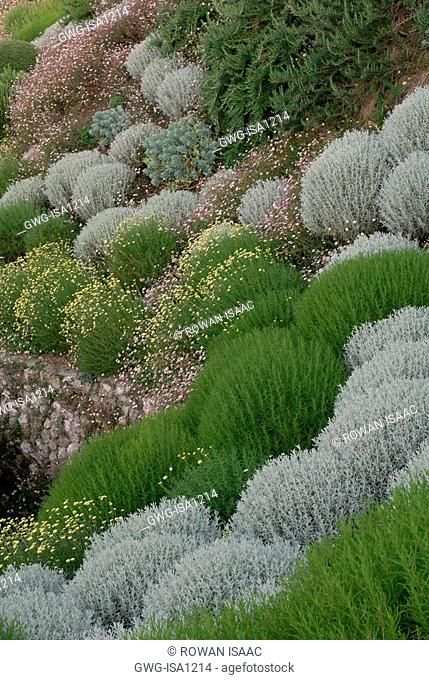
{"left": 5, "top": 0, "right": 64, "bottom": 43}
{"left": 295, "top": 251, "right": 429, "bottom": 356}
{"left": 134, "top": 480, "right": 429, "bottom": 640}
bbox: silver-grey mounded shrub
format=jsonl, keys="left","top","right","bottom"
{"left": 320, "top": 231, "right": 418, "bottom": 273}
{"left": 72, "top": 163, "right": 135, "bottom": 219}
{"left": 155, "top": 64, "right": 204, "bottom": 119}
{"left": 380, "top": 86, "right": 429, "bottom": 163}
{"left": 84, "top": 497, "right": 221, "bottom": 561}
{"left": 337, "top": 339, "right": 429, "bottom": 403}
{"left": 73, "top": 206, "right": 135, "bottom": 260}
{"left": 0, "top": 564, "right": 95, "bottom": 640}
{"left": 140, "top": 57, "right": 178, "bottom": 103}
{"left": 142, "top": 536, "right": 298, "bottom": 623}
{"left": 0, "top": 175, "right": 45, "bottom": 207}
{"left": 125, "top": 32, "right": 162, "bottom": 79}
{"left": 237, "top": 178, "right": 288, "bottom": 228}
{"left": 108, "top": 122, "right": 159, "bottom": 165}
{"left": 138, "top": 189, "right": 199, "bottom": 229}
{"left": 389, "top": 439, "right": 429, "bottom": 492}
{"left": 0, "top": 564, "right": 65, "bottom": 595}
{"left": 45, "top": 150, "right": 110, "bottom": 209}
{"left": 300, "top": 130, "right": 390, "bottom": 239}
{"left": 67, "top": 531, "right": 213, "bottom": 629}
{"left": 231, "top": 379, "right": 429, "bottom": 546}
{"left": 377, "top": 151, "right": 429, "bottom": 237}
{"left": 345, "top": 306, "right": 429, "bottom": 371}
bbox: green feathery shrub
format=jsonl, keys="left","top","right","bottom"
{"left": 39, "top": 407, "right": 197, "bottom": 563}
{"left": 0, "top": 259, "right": 28, "bottom": 350}
{"left": 14, "top": 242, "right": 90, "bottom": 353}
{"left": 184, "top": 327, "right": 345, "bottom": 458}
{"left": 4, "top": 0, "right": 64, "bottom": 43}
{"left": 61, "top": 0, "right": 91, "bottom": 21}
{"left": 0, "top": 66, "right": 21, "bottom": 138}
{"left": 294, "top": 251, "right": 429, "bottom": 356}
{"left": 106, "top": 215, "right": 180, "bottom": 289}
{"left": 62, "top": 276, "right": 144, "bottom": 376}
{"left": 22, "top": 214, "right": 78, "bottom": 252}
{"left": 0, "top": 200, "right": 43, "bottom": 262}
{"left": 0, "top": 40, "right": 37, "bottom": 73}
{"left": 134, "top": 480, "right": 429, "bottom": 641}
{"left": 0, "top": 153, "right": 26, "bottom": 197}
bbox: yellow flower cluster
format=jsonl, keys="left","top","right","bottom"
{"left": 0, "top": 496, "right": 117, "bottom": 574}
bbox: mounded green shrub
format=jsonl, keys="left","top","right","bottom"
{"left": 134, "top": 480, "right": 429, "bottom": 641}
{"left": 0, "top": 153, "right": 26, "bottom": 197}
{"left": 39, "top": 407, "right": 197, "bottom": 558}
{"left": 106, "top": 215, "right": 180, "bottom": 289}
{"left": 0, "top": 40, "right": 37, "bottom": 73}
{"left": 0, "top": 200, "right": 43, "bottom": 262}
{"left": 62, "top": 276, "right": 144, "bottom": 376}
{"left": 294, "top": 251, "right": 429, "bottom": 357}
{"left": 184, "top": 327, "right": 345, "bottom": 458}
{"left": 22, "top": 214, "right": 77, "bottom": 252}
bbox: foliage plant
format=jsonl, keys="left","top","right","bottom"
{"left": 0, "top": 175, "right": 45, "bottom": 207}
{"left": 0, "top": 200, "right": 43, "bottom": 262}
{"left": 73, "top": 206, "right": 135, "bottom": 261}
{"left": 377, "top": 151, "right": 429, "bottom": 238}
{"left": 14, "top": 242, "right": 91, "bottom": 353}
{"left": 143, "top": 115, "right": 216, "bottom": 187}
{"left": 62, "top": 276, "right": 144, "bottom": 376}
{"left": 71, "top": 163, "right": 135, "bottom": 220}
{"left": 106, "top": 214, "right": 180, "bottom": 289}
{"left": 39, "top": 407, "right": 197, "bottom": 558}
{"left": 155, "top": 64, "right": 204, "bottom": 120}
{"left": 88, "top": 105, "right": 129, "bottom": 149}
{"left": 4, "top": 0, "right": 64, "bottom": 43}
{"left": 0, "top": 66, "right": 21, "bottom": 138}
{"left": 0, "top": 498, "right": 118, "bottom": 578}
{"left": 294, "top": 251, "right": 429, "bottom": 357}
{"left": 321, "top": 232, "right": 418, "bottom": 273}
{"left": 138, "top": 189, "right": 199, "bottom": 230}
{"left": 0, "top": 40, "right": 37, "bottom": 73}
{"left": 124, "top": 32, "right": 162, "bottom": 79}
{"left": 135, "top": 481, "right": 429, "bottom": 640}
{"left": 61, "top": 0, "right": 91, "bottom": 20}
{"left": 108, "top": 122, "right": 159, "bottom": 166}
{"left": 44, "top": 150, "right": 110, "bottom": 210}
{"left": 380, "top": 85, "right": 429, "bottom": 163}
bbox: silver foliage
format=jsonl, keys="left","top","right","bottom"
{"left": 377, "top": 151, "right": 429, "bottom": 237}
{"left": 300, "top": 130, "right": 390, "bottom": 238}
{"left": 71, "top": 163, "right": 135, "bottom": 220}
{"left": 344, "top": 306, "right": 429, "bottom": 371}
{"left": 125, "top": 33, "right": 162, "bottom": 79}
{"left": 389, "top": 440, "right": 429, "bottom": 491}
{"left": 0, "top": 175, "right": 45, "bottom": 207}
{"left": 140, "top": 57, "right": 178, "bottom": 103}
{"left": 155, "top": 64, "right": 205, "bottom": 119}
{"left": 230, "top": 379, "right": 429, "bottom": 546}
{"left": 237, "top": 178, "right": 288, "bottom": 228}
{"left": 380, "top": 86, "right": 429, "bottom": 163}
{"left": 73, "top": 206, "right": 135, "bottom": 261}
{"left": 138, "top": 189, "right": 199, "bottom": 229}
